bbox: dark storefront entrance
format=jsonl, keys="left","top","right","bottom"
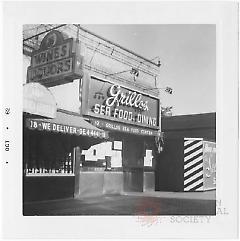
{"left": 74, "top": 132, "right": 158, "bottom": 198}
{"left": 77, "top": 73, "right": 162, "bottom": 197}
{"left": 23, "top": 109, "right": 108, "bottom": 202}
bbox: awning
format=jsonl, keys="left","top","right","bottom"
{"left": 23, "top": 83, "right": 57, "bottom": 118}
{"left": 89, "top": 118, "right": 162, "bottom": 137}
{"left": 25, "top": 109, "right": 108, "bottom": 139}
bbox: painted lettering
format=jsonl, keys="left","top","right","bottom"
{"left": 105, "top": 85, "right": 149, "bottom": 111}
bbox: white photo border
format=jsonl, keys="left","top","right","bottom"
{"left": 1, "top": 1, "right": 238, "bottom": 239}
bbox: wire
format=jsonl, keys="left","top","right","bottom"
{"left": 85, "top": 64, "right": 159, "bottom": 96}
{"left": 85, "top": 44, "right": 156, "bottom": 77}
{"left": 73, "top": 24, "right": 160, "bottom": 68}
{"left": 89, "top": 42, "right": 101, "bottom": 67}
{"left": 71, "top": 25, "right": 159, "bottom": 72}
{"left": 105, "top": 69, "right": 131, "bottom": 77}
{"left": 23, "top": 24, "right": 67, "bottom": 42}
{"left": 23, "top": 24, "right": 159, "bottom": 75}
{"left": 23, "top": 24, "right": 161, "bottom": 93}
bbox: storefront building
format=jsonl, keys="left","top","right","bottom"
{"left": 78, "top": 74, "right": 161, "bottom": 197}
{"left": 23, "top": 25, "right": 162, "bottom": 201}
{"left": 23, "top": 107, "right": 108, "bottom": 201}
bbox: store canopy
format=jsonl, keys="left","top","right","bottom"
{"left": 23, "top": 83, "right": 57, "bottom": 118}
{"left": 25, "top": 109, "right": 108, "bottom": 139}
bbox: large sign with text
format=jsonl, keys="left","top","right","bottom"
{"left": 27, "top": 30, "right": 84, "bottom": 87}
{"left": 82, "top": 76, "right": 160, "bottom": 129}
{"left": 26, "top": 119, "right": 107, "bottom": 139}
{"left": 90, "top": 118, "right": 161, "bottom": 136}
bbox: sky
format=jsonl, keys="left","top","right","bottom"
{"left": 83, "top": 24, "right": 216, "bottom": 116}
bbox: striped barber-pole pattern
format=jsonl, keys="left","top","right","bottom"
{"left": 184, "top": 138, "right": 204, "bottom": 191}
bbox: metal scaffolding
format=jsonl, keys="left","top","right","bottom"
{"left": 23, "top": 24, "right": 161, "bottom": 96}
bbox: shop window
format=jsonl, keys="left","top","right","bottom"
{"left": 144, "top": 149, "right": 153, "bottom": 167}
{"left": 111, "top": 150, "right": 122, "bottom": 168}
{"left": 113, "top": 141, "right": 122, "bottom": 150}
{"left": 81, "top": 141, "right": 123, "bottom": 170}
{"left": 25, "top": 150, "right": 74, "bottom": 175}
{"left": 24, "top": 132, "right": 74, "bottom": 176}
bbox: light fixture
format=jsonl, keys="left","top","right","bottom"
{"left": 143, "top": 86, "right": 173, "bottom": 94}
{"left": 105, "top": 68, "right": 140, "bottom": 80}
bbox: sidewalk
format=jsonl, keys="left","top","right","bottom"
{"left": 23, "top": 192, "right": 216, "bottom": 215}
{"left": 123, "top": 190, "right": 216, "bottom": 201}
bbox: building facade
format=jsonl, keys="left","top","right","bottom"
{"left": 23, "top": 25, "right": 162, "bottom": 201}
{"left": 156, "top": 113, "right": 216, "bottom": 192}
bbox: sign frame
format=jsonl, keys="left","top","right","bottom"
{"left": 81, "top": 74, "right": 161, "bottom": 130}
{"left": 89, "top": 118, "right": 161, "bottom": 137}
{"left": 27, "top": 30, "right": 84, "bottom": 87}
{"left": 26, "top": 118, "right": 108, "bottom": 139}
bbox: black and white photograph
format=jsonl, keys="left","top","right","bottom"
{"left": 22, "top": 23, "right": 216, "bottom": 216}
{"left": 1, "top": 1, "right": 238, "bottom": 239}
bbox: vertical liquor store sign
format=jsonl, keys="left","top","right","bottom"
{"left": 27, "top": 30, "right": 84, "bottom": 87}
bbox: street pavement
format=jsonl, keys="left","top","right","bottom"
{"left": 23, "top": 191, "right": 216, "bottom": 216}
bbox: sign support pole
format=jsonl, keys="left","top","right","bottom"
{"left": 74, "top": 146, "right": 81, "bottom": 198}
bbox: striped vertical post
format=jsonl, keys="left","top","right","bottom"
{"left": 184, "top": 138, "right": 204, "bottom": 191}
